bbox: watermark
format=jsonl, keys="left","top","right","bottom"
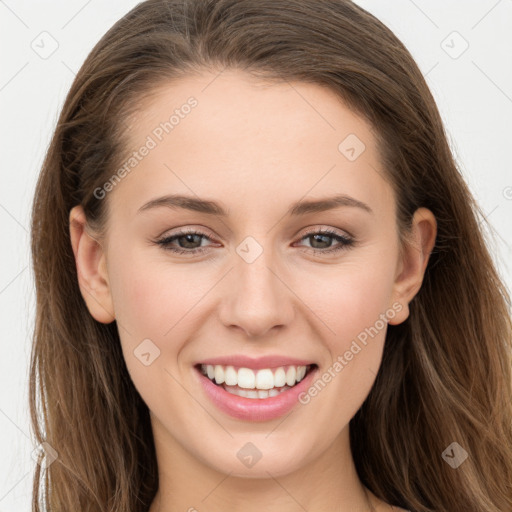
{"left": 440, "top": 31, "right": 469, "bottom": 60}
{"left": 134, "top": 338, "right": 161, "bottom": 366}
{"left": 503, "top": 186, "right": 512, "bottom": 201}
{"left": 31, "top": 31, "right": 59, "bottom": 60}
{"left": 236, "top": 236, "right": 264, "bottom": 264}
{"left": 442, "top": 442, "right": 469, "bottom": 469}
{"left": 237, "top": 442, "right": 263, "bottom": 468}
{"left": 338, "top": 133, "right": 366, "bottom": 161}
{"left": 298, "top": 302, "right": 403, "bottom": 405}
{"left": 31, "top": 441, "right": 58, "bottom": 469}
{"left": 93, "top": 96, "right": 198, "bottom": 200}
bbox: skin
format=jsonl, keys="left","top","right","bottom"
{"left": 69, "top": 69, "right": 436, "bottom": 512}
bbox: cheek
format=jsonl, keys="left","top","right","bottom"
{"left": 306, "top": 256, "right": 397, "bottom": 345}
{"left": 298, "top": 256, "right": 398, "bottom": 403}
{"left": 294, "top": 258, "right": 397, "bottom": 422}
{"left": 107, "top": 248, "right": 204, "bottom": 408}
{"left": 109, "top": 246, "right": 209, "bottom": 339}
{"left": 108, "top": 234, "right": 397, "bottom": 360}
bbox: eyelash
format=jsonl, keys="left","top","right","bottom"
{"left": 154, "top": 228, "right": 355, "bottom": 256}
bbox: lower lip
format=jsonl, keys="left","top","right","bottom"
{"left": 196, "top": 366, "right": 318, "bottom": 422}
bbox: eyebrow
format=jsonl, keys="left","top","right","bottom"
{"left": 137, "top": 193, "right": 373, "bottom": 216}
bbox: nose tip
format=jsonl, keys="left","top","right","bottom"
{"left": 218, "top": 259, "right": 294, "bottom": 339}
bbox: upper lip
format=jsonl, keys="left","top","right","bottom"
{"left": 196, "top": 355, "right": 316, "bottom": 370}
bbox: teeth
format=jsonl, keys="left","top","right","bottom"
{"left": 255, "top": 369, "right": 274, "bottom": 390}
{"left": 238, "top": 367, "right": 255, "bottom": 389}
{"left": 224, "top": 365, "right": 238, "bottom": 386}
{"left": 223, "top": 384, "right": 292, "bottom": 399}
{"left": 201, "top": 364, "right": 310, "bottom": 390}
{"left": 214, "top": 365, "right": 225, "bottom": 384}
{"left": 274, "top": 367, "right": 286, "bottom": 387}
{"left": 285, "top": 366, "right": 297, "bottom": 386}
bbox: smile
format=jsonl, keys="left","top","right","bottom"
{"left": 195, "top": 359, "right": 319, "bottom": 422}
{"left": 200, "top": 364, "right": 312, "bottom": 399}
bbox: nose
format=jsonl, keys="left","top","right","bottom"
{"left": 217, "top": 246, "right": 295, "bottom": 339}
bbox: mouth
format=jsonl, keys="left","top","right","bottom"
{"left": 194, "top": 360, "right": 319, "bottom": 421}
{"left": 196, "top": 363, "right": 318, "bottom": 399}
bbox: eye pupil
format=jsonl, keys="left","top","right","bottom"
{"left": 310, "top": 234, "right": 331, "bottom": 249}
{"left": 179, "top": 234, "right": 202, "bottom": 248}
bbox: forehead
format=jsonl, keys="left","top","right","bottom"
{"left": 133, "top": 68, "right": 375, "bottom": 149}
{"left": 108, "top": 69, "right": 392, "bottom": 222}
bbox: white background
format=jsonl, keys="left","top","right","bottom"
{"left": 1, "top": 1, "right": 511, "bottom": 510}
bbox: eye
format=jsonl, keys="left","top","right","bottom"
{"left": 294, "top": 228, "right": 355, "bottom": 254}
{"left": 154, "top": 227, "right": 355, "bottom": 256}
{"left": 155, "top": 228, "right": 215, "bottom": 256}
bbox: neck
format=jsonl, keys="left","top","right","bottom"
{"left": 148, "top": 417, "right": 381, "bottom": 512}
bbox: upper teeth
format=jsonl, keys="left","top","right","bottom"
{"left": 201, "top": 364, "right": 308, "bottom": 389}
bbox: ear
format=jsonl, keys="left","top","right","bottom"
{"left": 69, "top": 205, "right": 115, "bottom": 323}
{"left": 388, "top": 207, "right": 437, "bottom": 325}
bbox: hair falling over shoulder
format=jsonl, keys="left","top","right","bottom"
{"left": 29, "top": 1, "right": 512, "bottom": 510}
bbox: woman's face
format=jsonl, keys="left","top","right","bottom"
{"left": 71, "top": 69, "right": 435, "bottom": 478}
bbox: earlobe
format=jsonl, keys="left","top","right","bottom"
{"left": 69, "top": 205, "right": 115, "bottom": 324}
{"left": 388, "top": 207, "right": 437, "bottom": 326}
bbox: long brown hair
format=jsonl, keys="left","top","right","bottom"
{"left": 29, "top": 1, "right": 512, "bottom": 510}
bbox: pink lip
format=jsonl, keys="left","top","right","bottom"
{"left": 195, "top": 365, "right": 318, "bottom": 422}
{"left": 197, "top": 354, "right": 315, "bottom": 369}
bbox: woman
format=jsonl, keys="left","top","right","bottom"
{"left": 29, "top": 0, "right": 512, "bottom": 511}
